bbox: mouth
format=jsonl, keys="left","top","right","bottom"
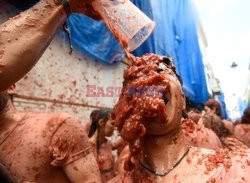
{"left": 163, "top": 91, "right": 170, "bottom": 105}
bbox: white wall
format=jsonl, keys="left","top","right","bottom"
{"left": 0, "top": 0, "right": 125, "bottom": 123}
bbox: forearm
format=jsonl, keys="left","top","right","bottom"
{"left": 63, "top": 152, "right": 102, "bottom": 183}
{"left": 0, "top": 0, "right": 67, "bottom": 91}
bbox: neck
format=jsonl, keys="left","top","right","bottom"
{"left": 140, "top": 128, "right": 188, "bottom": 175}
{"left": 98, "top": 130, "right": 106, "bottom": 146}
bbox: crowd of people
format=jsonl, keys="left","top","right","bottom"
{"left": 0, "top": 0, "right": 250, "bottom": 182}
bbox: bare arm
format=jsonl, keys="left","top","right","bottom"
{"left": 0, "top": 0, "right": 66, "bottom": 91}
{"left": 63, "top": 152, "right": 102, "bottom": 183}
{"left": 0, "top": 0, "right": 99, "bottom": 91}
{"left": 50, "top": 115, "right": 101, "bottom": 183}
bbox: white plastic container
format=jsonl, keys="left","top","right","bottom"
{"left": 92, "top": 0, "right": 155, "bottom": 52}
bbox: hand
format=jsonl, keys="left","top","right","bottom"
{"left": 68, "top": 0, "right": 101, "bottom": 20}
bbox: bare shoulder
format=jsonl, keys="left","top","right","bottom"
{"left": 182, "top": 119, "right": 222, "bottom": 149}
{"left": 230, "top": 148, "right": 250, "bottom": 168}
{"left": 234, "top": 124, "right": 244, "bottom": 132}
{"left": 186, "top": 147, "right": 250, "bottom": 182}
{"left": 22, "top": 112, "right": 77, "bottom": 124}
{"left": 182, "top": 147, "right": 220, "bottom": 175}
{"left": 43, "top": 112, "right": 84, "bottom": 137}
{"left": 235, "top": 124, "right": 250, "bottom": 133}
{"left": 222, "top": 148, "right": 250, "bottom": 182}
{"left": 222, "top": 120, "right": 234, "bottom": 130}
{"left": 21, "top": 112, "right": 82, "bottom": 137}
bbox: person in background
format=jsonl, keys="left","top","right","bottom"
{"left": 182, "top": 102, "right": 222, "bottom": 149}
{"left": 204, "top": 99, "right": 234, "bottom": 133}
{"left": 201, "top": 111, "right": 231, "bottom": 141}
{"left": 201, "top": 114, "right": 248, "bottom": 151}
{"left": 88, "top": 109, "right": 116, "bottom": 182}
{"left": 200, "top": 99, "right": 248, "bottom": 150}
{"left": 202, "top": 99, "right": 226, "bottom": 133}
{"left": 234, "top": 107, "right": 250, "bottom": 147}
{"left": 204, "top": 99, "right": 222, "bottom": 117}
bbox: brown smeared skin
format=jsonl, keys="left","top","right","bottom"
{"left": 199, "top": 113, "right": 248, "bottom": 151}
{"left": 115, "top": 145, "right": 130, "bottom": 175}
{"left": 96, "top": 119, "right": 116, "bottom": 182}
{"left": 234, "top": 124, "right": 250, "bottom": 147}
{"left": 0, "top": 92, "right": 101, "bottom": 183}
{"left": 231, "top": 108, "right": 250, "bottom": 148}
{"left": 222, "top": 119, "right": 234, "bottom": 134}
{"left": 0, "top": 0, "right": 99, "bottom": 92}
{"left": 182, "top": 118, "right": 222, "bottom": 149}
{"left": 88, "top": 116, "right": 116, "bottom": 182}
{"left": 109, "top": 53, "right": 250, "bottom": 183}
{"left": 112, "top": 137, "right": 127, "bottom": 156}
{"left": 113, "top": 138, "right": 128, "bottom": 175}
{"left": 98, "top": 140, "right": 115, "bottom": 182}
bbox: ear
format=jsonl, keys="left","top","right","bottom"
{"left": 7, "top": 84, "right": 16, "bottom": 95}
{"left": 98, "top": 119, "right": 105, "bottom": 127}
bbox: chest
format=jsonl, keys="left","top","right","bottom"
{"left": 98, "top": 142, "right": 114, "bottom": 168}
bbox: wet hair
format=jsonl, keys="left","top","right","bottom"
{"left": 205, "top": 99, "right": 222, "bottom": 117}
{"left": 241, "top": 107, "right": 250, "bottom": 124}
{"left": 88, "top": 108, "right": 112, "bottom": 138}
{"left": 203, "top": 114, "right": 232, "bottom": 138}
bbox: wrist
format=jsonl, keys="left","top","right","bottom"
{"left": 57, "top": 0, "right": 72, "bottom": 17}
{"left": 37, "top": 0, "right": 68, "bottom": 27}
